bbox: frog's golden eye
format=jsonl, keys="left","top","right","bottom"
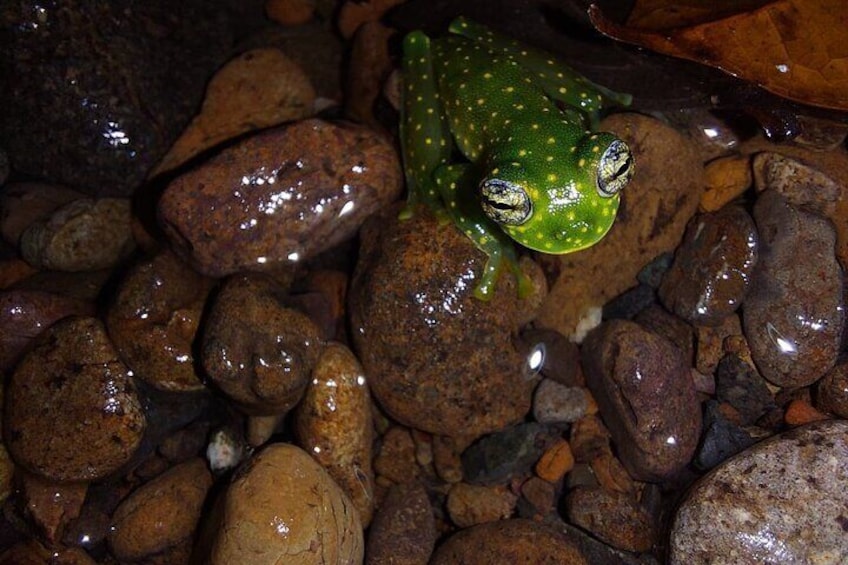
{"left": 597, "top": 139, "right": 633, "bottom": 197}
{"left": 480, "top": 178, "right": 531, "bottom": 226}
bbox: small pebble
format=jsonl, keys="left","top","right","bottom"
{"left": 18, "top": 472, "right": 87, "bottom": 544}
{"left": 565, "top": 486, "right": 656, "bottom": 553}
{"left": 446, "top": 483, "right": 517, "bottom": 528}
{"left": 815, "top": 361, "right": 848, "bottom": 418}
{"left": 366, "top": 481, "right": 435, "bottom": 565}
{"left": 699, "top": 155, "right": 752, "bottom": 212}
{"left": 461, "top": 423, "right": 555, "bottom": 486}
{"left": 534, "top": 438, "right": 575, "bottom": 483}
{"left": 533, "top": 379, "right": 594, "bottom": 424}
{"left": 714, "top": 353, "right": 775, "bottom": 425}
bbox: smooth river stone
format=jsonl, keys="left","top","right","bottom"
{"left": 743, "top": 190, "right": 844, "bottom": 387}
{"left": 670, "top": 420, "right": 848, "bottom": 564}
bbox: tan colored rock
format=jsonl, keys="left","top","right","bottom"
{"left": 209, "top": 443, "right": 363, "bottom": 565}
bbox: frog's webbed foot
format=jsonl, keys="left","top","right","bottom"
{"left": 449, "top": 16, "right": 632, "bottom": 114}
{"left": 434, "top": 164, "right": 534, "bottom": 300}
{"left": 400, "top": 30, "right": 453, "bottom": 221}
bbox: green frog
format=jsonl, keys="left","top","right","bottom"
{"left": 400, "top": 17, "right": 634, "bottom": 299}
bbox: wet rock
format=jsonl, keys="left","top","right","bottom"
{"left": 816, "top": 361, "right": 848, "bottom": 418}
{"left": 366, "top": 481, "right": 435, "bottom": 565}
{"left": 159, "top": 118, "right": 401, "bottom": 277}
{"left": 209, "top": 443, "right": 363, "bottom": 565}
{"left": 517, "top": 476, "right": 557, "bottom": 519}
{"left": 743, "top": 190, "right": 844, "bottom": 387}
{"left": 659, "top": 205, "right": 758, "bottom": 326}
{"left": 106, "top": 251, "right": 212, "bottom": 392}
{"left": 670, "top": 420, "right": 848, "bottom": 564}
{"left": 0, "top": 182, "right": 84, "bottom": 245}
{"left": 535, "top": 113, "right": 704, "bottom": 338}
{"left": 715, "top": 354, "right": 775, "bottom": 425}
{"left": 700, "top": 155, "right": 752, "bottom": 212}
{"left": 4, "top": 317, "right": 146, "bottom": 482}
{"left": 0, "top": 539, "right": 97, "bottom": 565}
{"left": 432, "top": 435, "right": 466, "bottom": 484}
{"left": 582, "top": 320, "right": 701, "bottom": 482}
{"left": 350, "top": 206, "right": 544, "bottom": 437}
{"left": 153, "top": 47, "right": 316, "bottom": 175}
{"left": 565, "top": 486, "right": 656, "bottom": 553}
{"left": 373, "top": 426, "right": 421, "bottom": 485}
{"left": 533, "top": 380, "right": 595, "bottom": 424}
{"left": 430, "top": 518, "right": 587, "bottom": 565}
{"left": 634, "top": 305, "right": 695, "bottom": 365}
{"left": 519, "top": 328, "right": 582, "bottom": 386}
{"left": 461, "top": 423, "right": 555, "bottom": 486}
{"left": 0, "top": 1, "right": 231, "bottom": 196}
{"left": 535, "top": 438, "right": 575, "bottom": 482}
{"left": 109, "top": 458, "right": 213, "bottom": 563}
{"left": 752, "top": 152, "right": 841, "bottom": 218}
{"left": 20, "top": 198, "right": 135, "bottom": 271}
{"left": 11, "top": 269, "right": 113, "bottom": 303}
{"left": 294, "top": 342, "right": 375, "bottom": 526}
{"left": 18, "top": 472, "right": 87, "bottom": 545}
{"left": 0, "top": 290, "right": 92, "bottom": 372}
{"left": 694, "top": 313, "right": 742, "bottom": 376}
{"left": 446, "top": 483, "right": 517, "bottom": 528}
{"left": 201, "top": 273, "right": 323, "bottom": 415}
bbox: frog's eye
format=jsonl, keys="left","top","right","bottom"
{"left": 479, "top": 178, "right": 531, "bottom": 226}
{"left": 597, "top": 139, "right": 633, "bottom": 197}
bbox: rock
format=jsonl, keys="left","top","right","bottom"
{"left": 4, "top": 317, "right": 146, "bottom": 482}
{"left": 659, "top": 205, "right": 758, "bottom": 326}
{"left": 752, "top": 152, "right": 841, "bottom": 218}
{"left": 535, "top": 113, "right": 704, "bottom": 338}
{"left": 582, "top": 320, "right": 701, "bottom": 482}
{"left": 694, "top": 313, "right": 742, "bottom": 376}
{"left": 350, "top": 206, "right": 544, "bottom": 437}
{"left": 714, "top": 354, "right": 775, "bottom": 425}
{"left": 345, "top": 21, "right": 395, "bottom": 130}
{"left": 533, "top": 380, "right": 595, "bottom": 425}
{"left": 19, "top": 198, "right": 135, "bottom": 271}
{"left": 209, "top": 443, "right": 363, "bottom": 565}
{"left": 106, "top": 251, "right": 212, "bottom": 392}
{"left": 0, "top": 290, "right": 92, "bottom": 372}
{"left": 373, "top": 426, "right": 421, "bottom": 485}
{"left": 366, "top": 481, "right": 435, "bottom": 565}
{"left": 634, "top": 305, "right": 695, "bottom": 365}
{"left": 152, "top": 48, "right": 316, "bottom": 175}
{"left": 430, "top": 518, "right": 587, "bottom": 565}
{"left": 670, "top": 420, "right": 848, "bottom": 564}
{"left": 743, "top": 190, "right": 844, "bottom": 387}
{"left": 201, "top": 273, "right": 323, "bottom": 415}
{"left": 534, "top": 438, "right": 575, "bottom": 482}
{"left": 294, "top": 342, "right": 375, "bottom": 526}
{"left": 700, "top": 155, "right": 752, "bottom": 212}
{"left": 519, "top": 328, "right": 582, "bottom": 386}
{"left": 0, "top": 539, "right": 97, "bottom": 565}
{"left": 0, "top": 182, "right": 84, "bottom": 245}
{"left": 565, "top": 486, "right": 656, "bottom": 553}
{"left": 0, "top": 1, "right": 231, "bottom": 196}
{"left": 816, "top": 361, "right": 848, "bottom": 418}
{"left": 265, "top": 0, "right": 316, "bottom": 26}
{"left": 109, "top": 458, "right": 213, "bottom": 563}
{"left": 692, "top": 400, "right": 758, "bottom": 471}
{"left": 159, "top": 118, "right": 402, "bottom": 277}
{"left": 517, "top": 476, "right": 557, "bottom": 520}
{"left": 18, "top": 472, "right": 87, "bottom": 545}
{"left": 446, "top": 483, "right": 518, "bottom": 528}
{"left": 461, "top": 423, "right": 556, "bottom": 486}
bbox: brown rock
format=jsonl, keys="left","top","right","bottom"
{"left": 0, "top": 290, "right": 92, "bottom": 372}
{"left": 446, "top": 483, "right": 518, "bottom": 528}
{"left": 4, "top": 317, "right": 146, "bottom": 482}
{"left": 519, "top": 476, "right": 557, "bottom": 519}
{"left": 700, "top": 155, "right": 752, "bottom": 212}
{"left": 209, "top": 443, "right": 363, "bottom": 565}
{"left": 265, "top": 0, "right": 315, "bottom": 26}
{"left": 0, "top": 182, "right": 84, "bottom": 245}
{"left": 350, "top": 206, "right": 543, "bottom": 437}
{"left": 294, "top": 342, "right": 375, "bottom": 525}
{"left": 816, "top": 361, "right": 848, "bottom": 418}
{"left": 565, "top": 486, "right": 656, "bottom": 553}
{"left": 366, "top": 481, "right": 435, "bottom": 565}
{"left": 153, "top": 48, "right": 316, "bottom": 175}
{"left": 659, "top": 206, "right": 758, "bottom": 327}
{"left": 744, "top": 190, "right": 844, "bottom": 387}
{"left": 18, "top": 472, "right": 87, "bottom": 545}
{"left": 430, "top": 518, "right": 587, "bottom": 565}
{"left": 0, "top": 540, "right": 96, "bottom": 565}
{"left": 20, "top": 198, "right": 135, "bottom": 271}
{"left": 582, "top": 320, "right": 701, "bottom": 482}
{"left": 535, "top": 113, "right": 704, "bottom": 337}
{"left": 201, "top": 273, "right": 323, "bottom": 415}
{"left": 373, "top": 426, "right": 421, "bottom": 485}
{"left": 345, "top": 21, "right": 394, "bottom": 130}
{"left": 106, "top": 251, "right": 212, "bottom": 392}
{"left": 158, "top": 118, "right": 402, "bottom": 277}
{"left": 109, "top": 458, "right": 213, "bottom": 563}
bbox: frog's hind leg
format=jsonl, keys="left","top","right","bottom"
{"left": 449, "top": 16, "right": 631, "bottom": 124}
{"left": 434, "top": 163, "right": 534, "bottom": 301}
{"left": 400, "top": 31, "right": 453, "bottom": 219}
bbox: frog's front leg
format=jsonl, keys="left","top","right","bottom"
{"left": 399, "top": 31, "right": 453, "bottom": 219}
{"left": 449, "top": 16, "right": 631, "bottom": 125}
{"left": 434, "top": 163, "right": 534, "bottom": 301}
